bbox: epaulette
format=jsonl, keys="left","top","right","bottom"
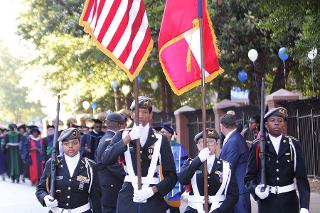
{"left": 220, "top": 159, "right": 230, "bottom": 165}
{"left": 84, "top": 157, "right": 96, "bottom": 164}
{"left": 285, "top": 135, "right": 299, "bottom": 141}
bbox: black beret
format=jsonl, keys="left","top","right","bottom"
{"left": 92, "top": 119, "right": 103, "bottom": 124}
{"left": 58, "top": 128, "right": 80, "bottom": 142}
{"left": 264, "top": 107, "right": 288, "bottom": 121}
{"left": 106, "top": 112, "right": 125, "bottom": 123}
{"left": 130, "top": 96, "right": 152, "bottom": 111}
{"left": 18, "top": 124, "right": 27, "bottom": 130}
{"left": 161, "top": 124, "right": 174, "bottom": 135}
{"left": 47, "top": 125, "right": 55, "bottom": 129}
{"left": 194, "top": 128, "right": 220, "bottom": 143}
{"left": 30, "top": 127, "right": 41, "bottom": 134}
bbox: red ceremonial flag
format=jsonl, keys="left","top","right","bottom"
{"left": 79, "top": 0, "right": 153, "bottom": 81}
{"left": 158, "top": 0, "right": 223, "bottom": 95}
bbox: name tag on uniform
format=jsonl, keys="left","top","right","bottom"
{"left": 56, "top": 176, "right": 63, "bottom": 181}
{"left": 285, "top": 153, "right": 290, "bottom": 156}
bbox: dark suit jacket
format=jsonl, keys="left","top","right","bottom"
{"left": 96, "top": 130, "right": 125, "bottom": 209}
{"left": 220, "top": 130, "right": 249, "bottom": 195}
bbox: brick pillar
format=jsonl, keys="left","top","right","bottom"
{"left": 175, "top": 112, "right": 190, "bottom": 155}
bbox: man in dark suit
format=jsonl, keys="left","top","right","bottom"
{"left": 245, "top": 107, "right": 310, "bottom": 213}
{"left": 96, "top": 112, "right": 126, "bottom": 213}
{"left": 220, "top": 114, "right": 251, "bottom": 213}
{"left": 102, "top": 96, "right": 177, "bottom": 213}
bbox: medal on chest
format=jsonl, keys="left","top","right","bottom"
{"left": 77, "top": 175, "right": 90, "bottom": 190}
{"left": 147, "top": 145, "right": 155, "bottom": 160}
{"left": 215, "top": 170, "right": 223, "bottom": 183}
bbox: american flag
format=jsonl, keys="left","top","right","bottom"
{"left": 79, "top": 0, "right": 153, "bottom": 81}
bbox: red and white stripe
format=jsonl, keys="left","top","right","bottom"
{"left": 80, "top": 0, "right": 153, "bottom": 79}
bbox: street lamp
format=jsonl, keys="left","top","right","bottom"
{"left": 121, "top": 84, "right": 131, "bottom": 109}
{"left": 111, "top": 81, "right": 121, "bottom": 111}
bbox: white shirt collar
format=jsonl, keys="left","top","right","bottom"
{"left": 30, "top": 135, "right": 40, "bottom": 140}
{"left": 207, "top": 154, "right": 216, "bottom": 174}
{"left": 269, "top": 134, "right": 282, "bottom": 155}
{"left": 223, "top": 128, "right": 237, "bottom": 146}
{"left": 140, "top": 123, "right": 150, "bottom": 147}
{"left": 64, "top": 152, "right": 80, "bottom": 177}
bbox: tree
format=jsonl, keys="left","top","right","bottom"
{"left": 0, "top": 41, "right": 43, "bottom": 123}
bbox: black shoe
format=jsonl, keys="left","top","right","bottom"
{"left": 11, "top": 177, "right": 14, "bottom": 183}
{"left": 22, "top": 178, "right": 25, "bottom": 183}
{"left": 2, "top": 176, "right": 4, "bottom": 181}
{"left": 16, "top": 179, "right": 20, "bottom": 184}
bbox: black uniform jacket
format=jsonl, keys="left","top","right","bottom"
{"left": 245, "top": 135, "right": 310, "bottom": 213}
{"left": 36, "top": 155, "right": 102, "bottom": 213}
{"left": 179, "top": 157, "right": 238, "bottom": 213}
{"left": 102, "top": 128, "right": 177, "bottom": 213}
{"left": 96, "top": 130, "right": 125, "bottom": 210}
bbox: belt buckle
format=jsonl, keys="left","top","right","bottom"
{"left": 275, "top": 186, "right": 279, "bottom": 194}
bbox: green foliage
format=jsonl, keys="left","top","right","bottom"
{"left": 0, "top": 41, "right": 43, "bottom": 123}
{"left": 16, "top": 0, "right": 320, "bottom": 116}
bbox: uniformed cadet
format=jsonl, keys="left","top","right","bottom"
{"left": 179, "top": 128, "right": 238, "bottom": 213}
{"left": 245, "top": 107, "right": 310, "bottom": 213}
{"left": 96, "top": 112, "right": 126, "bottom": 213}
{"left": 36, "top": 128, "right": 101, "bottom": 213}
{"left": 102, "top": 96, "right": 177, "bottom": 213}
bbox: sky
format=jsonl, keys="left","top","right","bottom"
{"left": 0, "top": 0, "right": 32, "bottom": 57}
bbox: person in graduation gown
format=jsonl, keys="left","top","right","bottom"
{"left": 4, "top": 124, "right": 21, "bottom": 183}
{"left": 158, "top": 124, "right": 188, "bottom": 213}
{"left": 245, "top": 107, "right": 310, "bottom": 213}
{"left": 22, "top": 127, "right": 43, "bottom": 185}
{"left": 179, "top": 128, "right": 238, "bottom": 213}
{"left": 102, "top": 96, "right": 177, "bottom": 213}
{"left": 95, "top": 112, "right": 126, "bottom": 213}
{"left": 81, "top": 119, "right": 105, "bottom": 160}
{"left": 36, "top": 127, "right": 101, "bottom": 213}
{"left": 41, "top": 125, "right": 55, "bottom": 163}
{"left": 0, "top": 128, "right": 6, "bottom": 180}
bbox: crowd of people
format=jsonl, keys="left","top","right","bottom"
{"left": 0, "top": 96, "right": 311, "bottom": 213}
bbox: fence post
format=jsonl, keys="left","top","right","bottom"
{"left": 311, "top": 109, "right": 316, "bottom": 177}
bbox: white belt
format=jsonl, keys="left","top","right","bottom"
{"left": 188, "top": 195, "right": 225, "bottom": 204}
{"left": 124, "top": 175, "right": 160, "bottom": 185}
{"left": 268, "top": 183, "right": 296, "bottom": 194}
{"left": 188, "top": 195, "right": 225, "bottom": 213}
{"left": 50, "top": 202, "right": 90, "bottom": 213}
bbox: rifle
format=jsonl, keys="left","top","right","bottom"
{"left": 50, "top": 95, "right": 60, "bottom": 198}
{"left": 259, "top": 79, "right": 266, "bottom": 187}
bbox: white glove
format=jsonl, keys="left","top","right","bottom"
{"left": 198, "top": 148, "right": 210, "bottom": 162}
{"left": 133, "top": 187, "right": 154, "bottom": 203}
{"left": 300, "top": 208, "right": 309, "bottom": 213}
{"left": 129, "top": 125, "right": 143, "bottom": 140}
{"left": 255, "top": 184, "right": 269, "bottom": 200}
{"left": 44, "top": 195, "right": 58, "bottom": 208}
